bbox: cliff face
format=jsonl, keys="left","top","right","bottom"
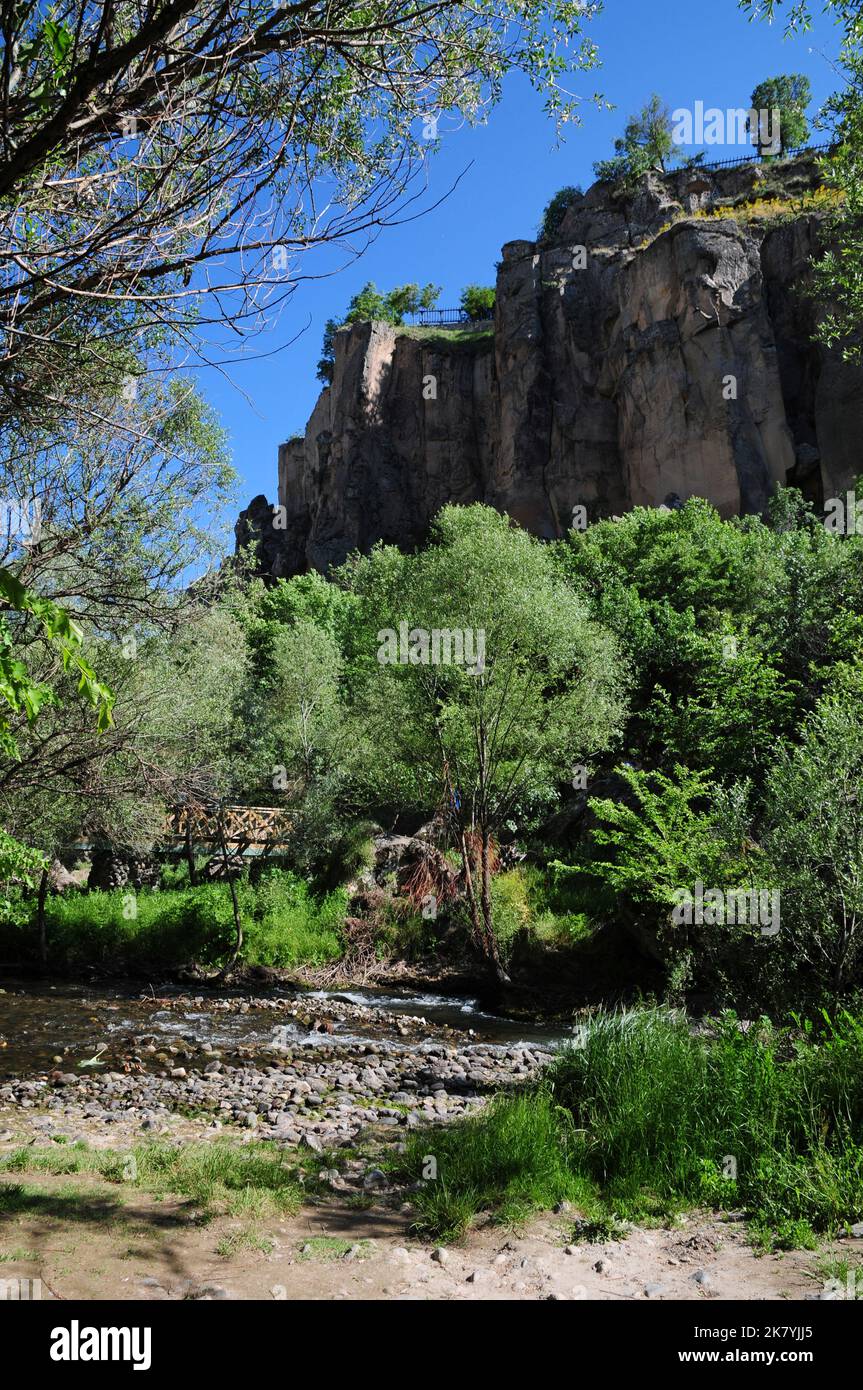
{"left": 237, "top": 154, "right": 863, "bottom": 576}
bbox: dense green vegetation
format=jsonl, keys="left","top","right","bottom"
{"left": 401, "top": 1006, "right": 863, "bottom": 1246}
{"left": 2, "top": 491, "right": 862, "bottom": 1013}
{"left": 0, "top": 872, "right": 346, "bottom": 971}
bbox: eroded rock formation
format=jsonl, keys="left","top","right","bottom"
{"left": 237, "top": 154, "right": 862, "bottom": 576}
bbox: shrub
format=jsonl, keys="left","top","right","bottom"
{"left": 538, "top": 185, "right": 582, "bottom": 239}
{"left": 459, "top": 284, "right": 495, "bottom": 320}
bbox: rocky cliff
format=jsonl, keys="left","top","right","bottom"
{"left": 237, "top": 154, "right": 863, "bottom": 576}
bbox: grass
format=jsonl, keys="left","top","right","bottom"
{"left": 813, "top": 1253, "right": 863, "bottom": 1299}
{"left": 394, "top": 324, "right": 494, "bottom": 348}
{"left": 298, "top": 1236, "right": 372, "bottom": 1260}
{"left": 401, "top": 1091, "right": 602, "bottom": 1242}
{"left": 216, "top": 1229, "right": 275, "bottom": 1258}
{"left": 637, "top": 184, "right": 844, "bottom": 251}
{"left": 0, "top": 1140, "right": 304, "bottom": 1222}
{"left": 0, "top": 869, "right": 347, "bottom": 970}
{"left": 399, "top": 1006, "right": 863, "bottom": 1247}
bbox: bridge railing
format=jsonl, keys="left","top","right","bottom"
{"left": 166, "top": 804, "right": 293, "bottom": 848}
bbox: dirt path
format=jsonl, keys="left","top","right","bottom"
{"left": 0, "top": 1166, "right": 851, "bottom": 1302}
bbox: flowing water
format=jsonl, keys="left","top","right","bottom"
{"left": 0, "top": 978, "right": 572, "bottom": 1078}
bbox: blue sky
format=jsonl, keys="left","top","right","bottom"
{"left": 198, "top": 0, "right": 841, "bottom": 516}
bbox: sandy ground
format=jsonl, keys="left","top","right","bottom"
{"left": 1, "top": 1162, "right": 855, "bottom": 1302}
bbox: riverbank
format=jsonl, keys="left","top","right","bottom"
{"left": 0, "top": 1157, "right": 843, "bottom": 1301}
{"left": 2, "top": 980, "right": 862, "bottom": 1302}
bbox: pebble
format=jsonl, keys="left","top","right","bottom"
{"left": 0, "top": 992, "right": 555, "bottom": 1162}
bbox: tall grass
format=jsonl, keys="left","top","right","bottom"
{"left": 0, "top": 869, "right": 346, "bottom": 969}
{"left": 403, "top": 1093, "right": 598, "bottom": 1241}
{"left": 402, "top": 1007, "right": 863, "bottom": 1243}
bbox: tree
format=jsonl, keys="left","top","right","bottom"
{"left": 762, "top": 666, "right": 863, "bottom": 1001}
{"left": 459, "top": 285, "right": 496, "bottom": 320}
{"left": 0, "top": 2, "right": 604, "bottom": 438}
{"left": 0, "top": 564, "right": 114, "bottom": 933}
{"left": 538, "top": 185, "right": 583, "bottom": 239}
{"left": 254, "top": 620, "right": 358, "bottom": 876}
{"left": 557, "top": 494, "right": 863, "bottom": 785}
{"left": 741, "top": 2, "right": 863, "bottom": 358}
{"left": 593, "top": 95, "right": 675, "bottom": 183}
{"left": 317, "top": 282, "right": 441, "bottom": 382}
{"left": 347, "top": 505, "right": 626, "bottom": 981}
{"left": 749, "top": 74, "right": 811, "bottom": 156}
{"left": 0, "top": 567, "right": 114, "bottom": 757}
{"left": 1, "top": 375, "right": 236, "bottom": 632}
{"left": 0, "top": 368, "right": 237, "bottom": 854}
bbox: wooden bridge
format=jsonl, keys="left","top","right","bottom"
{"left": 166, "top": 804, "right": 293, "bottom": 854}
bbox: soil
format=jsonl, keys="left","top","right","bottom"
{"left": 0, "top": 1165, "right": 850, "bottom": 1301}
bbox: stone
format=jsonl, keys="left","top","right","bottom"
{"left": 238, "top": 155, "right": 857, "bottom": 585}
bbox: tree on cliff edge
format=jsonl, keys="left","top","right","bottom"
{"left": 749, "top": 74, "right": 811, "bottom": 156}
{"left": 593, "top": 95, "right": 676, "bottom": 183}
{"left": 317, "top": 283, "right": 441, "bottom": 383}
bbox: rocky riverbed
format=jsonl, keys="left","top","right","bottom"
{"left": 0, "top": 980, "right": 560, "bottom": 1149}
{"left": 1, "top": 979, "right": 856, "bottom": 1304}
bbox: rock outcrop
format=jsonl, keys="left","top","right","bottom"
{"left": 238, "top": 154, "right": 862, "bottom": 576}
